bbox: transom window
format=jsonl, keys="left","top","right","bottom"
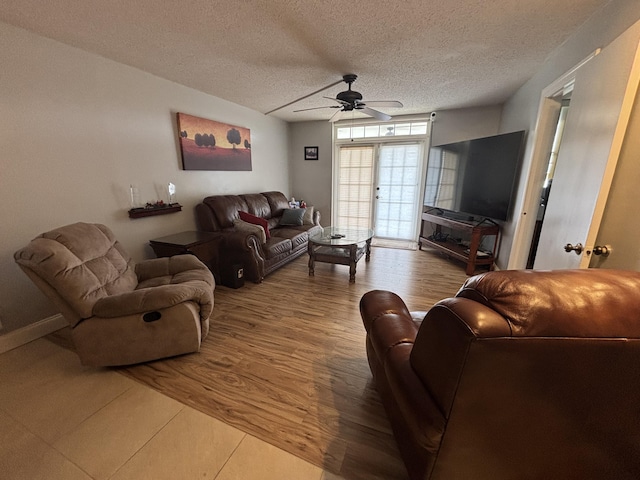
{"left": 336, "top": 121, "right": 428, "bottom": 140}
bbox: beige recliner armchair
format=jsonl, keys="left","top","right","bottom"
{"left": 14, "top": 222, "right": 215, "bottom": 366}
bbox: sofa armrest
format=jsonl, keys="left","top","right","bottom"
{"left": 360, "top": 290, "right": 447, "bottom": 455}
{"left": 195, "top": 202, "right": 218, "bottom": 231}
{"left": 233, "top": 219, "right": 267, "bottom": 244}
{"left": 361, "top": 290, "right": 413, "bottom": 331}
{"left": 223, "top": 229, "right": 262, "bottom": 252}
{"left": 361, "top": 290, "right": 512, "bottom": 421}
{"left": 93, "top": 281, "right": 214, "bottom": 321}
{"left": 220, "top": 230, "right": 265, "bottom": 282}
{"left": 135, "top": 255, "right": 212, "bottom": 284}
{"left": 385, "top": 344, "right": 447, "bottom": 453}
{"left": 411, "top": 297, "right": 509, "bottom": 418}
{"left": 360, "top": 289, "right": 420, "bottom": 368}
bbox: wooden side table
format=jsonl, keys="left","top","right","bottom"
{"left": 149, "top": 231, "right": 222, "bottom": 283}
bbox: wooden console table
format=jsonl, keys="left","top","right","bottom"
{"left": 418, "top": 212, "right": 500, "bottom": 275}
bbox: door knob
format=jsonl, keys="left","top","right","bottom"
{"left": 592, "top": 245, "right": 611, "bottom": 256}
{"left": 564, "top": 243, "right": 583, "bottom": 255}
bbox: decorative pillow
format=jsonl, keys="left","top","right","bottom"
{"left": 280, "top": 208, "right": 306, "bottom": 226}
{"left": 233, "top": 218, "right": 267, "bottom": 244}
{"left": 302, "top": 206, "right": 315, "bottom": 225}
{"left": 238, "top": 210, "right": 270, "bottom": 239}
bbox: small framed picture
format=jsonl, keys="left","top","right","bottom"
{"left": 304, "top": 146, "right": 319, "bottom": 160}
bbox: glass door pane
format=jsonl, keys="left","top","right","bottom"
{"left": 374, "top": 144, "right": 421, "bottom": 240}
{"left": 336, "top": 145, "right": 375, "bottom": 229}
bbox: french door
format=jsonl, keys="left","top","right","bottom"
{"left": 335, "top": 142, "right": 423, "bottom": 240}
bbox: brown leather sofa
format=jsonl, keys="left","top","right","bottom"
{"left": 360, "top": 269, "right": 640, "bottom": 480}
{"left": 196, "top": 191, "right": 321, "bottom": 282}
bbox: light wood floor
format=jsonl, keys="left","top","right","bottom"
{"left": 114, "top": 247, "right": 472, "bottom": 479}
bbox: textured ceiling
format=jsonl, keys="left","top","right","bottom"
{"left": 0, "top": 0, "right": 610, "bottom": 122}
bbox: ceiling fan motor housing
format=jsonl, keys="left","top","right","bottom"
{"left": 337, "top": 73, "right": 362, "bottom": 105}
{"left": 337, "top": 89, "right": 363, "bottom": 104}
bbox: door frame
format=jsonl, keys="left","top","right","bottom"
{"left": 507, "top": 50, "right": 601, "bottom": 269}
{"left": 331, "top": 119, "right": 431, "bottom": 239}
{"left": 331, "top": 141, "right": 427, "bottom": 239}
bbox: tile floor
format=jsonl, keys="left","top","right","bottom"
{"left": 0, "top": 338, "right": 343, "bottom": 480}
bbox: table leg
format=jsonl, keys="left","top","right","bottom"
{"left": 308, "top": 242, "right": 315, "bottom": 276}
{"left": 349, "top": 244, "right": 357, "bottom": 283}
{"left": 365, "top": 238, "right": 372, "bottom": 261}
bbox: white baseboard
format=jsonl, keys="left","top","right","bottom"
{"left": 0, "top": 314, "right": 67, "bottom": 354}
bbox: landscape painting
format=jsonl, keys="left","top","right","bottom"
{"left": 177, "top": 113, "right": 252, "bottom": 171}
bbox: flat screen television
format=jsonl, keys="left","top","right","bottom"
{"left": 423, "top": 130, "right": 526, "bottom": 221}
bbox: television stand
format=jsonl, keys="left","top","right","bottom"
{"left": 418, "top": 212, "right": 500, "bottom": 275}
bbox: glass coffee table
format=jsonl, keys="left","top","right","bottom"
{"left": 308, "top": 226, "right": 374, "bottom": 283}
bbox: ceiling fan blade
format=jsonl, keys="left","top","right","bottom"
{"left": 360, "top": 107, "right": 392, "bottom": 121}
{"left": 362, "top": 100, "right": 403, "bottom": 108}
{"left": 323, "top": 96, "right": 348, "bottom": 105}
{"left": 264, "top": 78, "right": 344, "bottom": 115}
{"left": 293, "top": 105, "right": 341, "bottom": 112}
{"left": 329, "top": 109, "right": 344, "bottom": 123}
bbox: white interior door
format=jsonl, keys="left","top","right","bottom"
{"left": 374, "top": 144, "right": 422, "bottom": 240}
{"left": 533, "top": 26, "right": 640, "bottom": 269}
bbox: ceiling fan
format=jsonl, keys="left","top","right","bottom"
{"left": 265, "top": 74, "right": 403, "bottom": 122}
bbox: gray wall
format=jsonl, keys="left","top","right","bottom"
{"left": 288, "top": 121, "right": 333, "bottom": 224}
{"left": 288, "top": 106, "right": 503, "bottom": 229}
{"left": 0, "top": 22, "right": 290, "bottom": 334}
{"left": 430, "top": 106, "right": 502, "bottom": 146}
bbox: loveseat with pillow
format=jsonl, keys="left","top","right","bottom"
{"left": 196, "top": 191, "right": 321, "bottom": 282}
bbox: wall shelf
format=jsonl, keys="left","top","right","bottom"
{"left": 128, "top": 204, "right": 182, "bottom": 219}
